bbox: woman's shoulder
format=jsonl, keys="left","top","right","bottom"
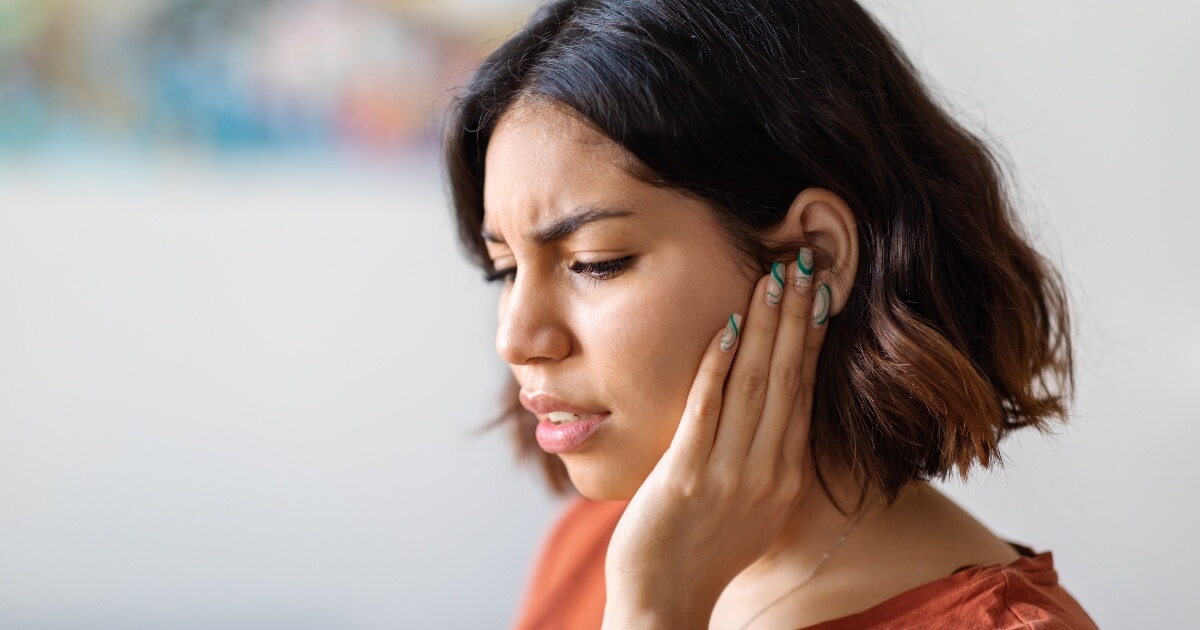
{"left": 513, "top": 497, "right": 1099, "bottom": 630}
{"left": 802, "top": 543, "right": 1099, "bottom": 630}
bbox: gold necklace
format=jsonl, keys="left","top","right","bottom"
{"left": 736, "top": 508, "right": 866, "bottom": 630}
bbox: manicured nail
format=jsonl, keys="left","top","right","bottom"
{"left": 795, "top": 247, "right": 814, "bottom": 293}
{"left": 812, "top": 283, "right": 831, "bottom": 326}
{"left": 766, "top": 262, "right": 784, "bottom": 308}
{"left": 720, "top": 313, "right": 742, "bottom": 352}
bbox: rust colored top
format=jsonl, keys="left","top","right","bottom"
{"left": 512, "top": 497, "right": 1099, "bottom": 630}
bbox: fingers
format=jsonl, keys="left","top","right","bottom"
{"left": 669, "top": 313, "right": 742, "bottom": 468}
{"left": 669, "top": 249, "right": 832, "bottom": 476}
{"left": 747, "top": 249, "right": 820, "bottom": 466}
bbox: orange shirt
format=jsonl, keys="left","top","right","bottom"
{"left": 512, "top": 497, "right": 1099, "bottom": 629}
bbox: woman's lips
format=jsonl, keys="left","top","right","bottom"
{"left": 519, "top": 390, "right": 610, "bottom": 453}
{"left": 534, "top": 412, "right": 610, "bottom": 454}
{"left": 519, "top": 390, "right": 606, "bottom": 416}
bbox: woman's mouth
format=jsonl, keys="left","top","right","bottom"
{"left": 519, "top": 390, "right": 611, "bottom": 453}
{"left": 535, "top": 412, "right": 610, "bottom": 453}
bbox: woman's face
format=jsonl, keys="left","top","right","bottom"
{"left": 483, "top": 101, "right": 757, "bottom": 500}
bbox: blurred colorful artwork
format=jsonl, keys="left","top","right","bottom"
{"left": 0, "top": 0, "right": 525, "bottom": 157}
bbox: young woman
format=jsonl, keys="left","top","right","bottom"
{"left": 444, "top": 1, "right": 1098, "bottom": 628}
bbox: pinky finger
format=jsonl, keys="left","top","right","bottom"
{"left": 669, "top": 313, "right": 742, "bottom": 468}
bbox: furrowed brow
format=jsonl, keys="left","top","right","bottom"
{"left": 481, "top": 206, "right": 635, "bottom": 247}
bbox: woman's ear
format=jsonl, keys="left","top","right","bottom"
{"left": 766, "top": 188, "right": 859, "bottom": 316}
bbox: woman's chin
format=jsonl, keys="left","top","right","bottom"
{"left": 561, "top": 456, "right": 643, "bottom": 501}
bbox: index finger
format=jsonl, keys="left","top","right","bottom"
{"left": 667, "top": 313, "right": 743, "bottom": 469}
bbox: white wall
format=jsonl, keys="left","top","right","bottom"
{"left": 878, "top": 2, "right": 1200, "bottom": 626}
{"left": 0, "top": 2, "right": 1194, "bottom": 628}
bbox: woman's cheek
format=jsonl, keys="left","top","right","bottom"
{"left": 580, "top": 278, "right": 681, "bottom": 347}
{"left": 585, "top": 281, "right": 703, "bottom": 407}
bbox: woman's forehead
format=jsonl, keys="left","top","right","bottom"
{"left": 482, "top": 103, "right": 646, "bottom": 233}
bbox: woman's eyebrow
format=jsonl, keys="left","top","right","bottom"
{"left": 481, "top": 206, "right": 635, "bottom": 247}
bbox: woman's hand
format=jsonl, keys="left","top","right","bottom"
{"left": 602, "top": 249, "right": 831, "bottom": 629}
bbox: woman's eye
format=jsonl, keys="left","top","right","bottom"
{"left": 484, "top": 256, "right": 634, "bottom": 285}
{"left": 569, "top": 256, "right": 634, "bottom": 282}
{"left": 484, "top": 266, "right": 517, "bottom": 284}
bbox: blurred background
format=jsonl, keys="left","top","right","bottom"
{"left": 0, "top": 0, "right": 494, "bottom": 157}
{"left": 0, "top": 0, "right": 1195, "bottom": 628}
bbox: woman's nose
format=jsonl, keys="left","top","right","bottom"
{"left": 495, "top": 278, "right": 572, "bottom": 366}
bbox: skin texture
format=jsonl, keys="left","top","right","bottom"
{"left": 483, "top": 100, "right": 1022, "bottom": 628}
{"left": 484, "top": 100, "right": 856, "bottom": 501}
{"left": 484, "top": 101, "right": 756, "bottom": 500}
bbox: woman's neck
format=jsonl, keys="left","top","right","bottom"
{"left": 712, "top": 464, "right": 1022, "bottom": 629}
{"left": 749, "top": 456, "right": 888, "bottom": 579}
{"left": 709, "top": 457, "right": 896, "bottom": 628}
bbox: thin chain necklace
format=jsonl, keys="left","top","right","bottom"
{"left": 735, "top": 508, "right": 867, "bottom": 630}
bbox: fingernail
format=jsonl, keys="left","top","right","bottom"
{"left": 812, "top": 283, "right": 831, "bottom": 326}
{"left": 766, "top": 262, "right": 784, "bottom": 308}
{"left": 720, "top": 313, "right": 742, "bottom": 352}
{"left": 794, "top": 247, "right": 814, "bottom": 293}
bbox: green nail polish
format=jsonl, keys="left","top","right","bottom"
{"left": 720, "top": 313, "right": 742, "bottom": 351}
{"left": 812, "top": 283, "right": 831, "bottom": 326}
{"left": 797, "top": 247, "right": 814, "bottom": 278}
{"left": 766, "top": 262, "right": 784, "bottom": 307}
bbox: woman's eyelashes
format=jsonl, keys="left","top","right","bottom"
{"left": 569, "top": 256, "right": 634, "bottom": 283}
{"left": 484, "top": 256, "right": 635, "bottom": 285}
{"left": 484, "top": 266, "right": 517, "bottom": 284}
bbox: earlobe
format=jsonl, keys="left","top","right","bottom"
{"left": 770, "top": 188, "right": 859, "bottom": 317}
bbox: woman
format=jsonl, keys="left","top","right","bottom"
{"left": 444, "top": 0, "right": 1098, "bottom": 628}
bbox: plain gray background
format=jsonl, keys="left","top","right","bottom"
{"left": 1, "top": 1, "right": 1196, "bottom": 627}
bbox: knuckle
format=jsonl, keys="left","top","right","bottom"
{"left": 699, "top": 362, "right": 727, "bottom": 381}
{"left": 785, "top": 298, "right": 812, "bottom": 324}
{"left": 774, "top": 361, "right": 803, "bottom": 396}
{"left": 739, "top": 369, "right": 769, "bottom": 400}
{"left": 674, "top": 474, "right": 705, "bottom": 499}
{"left": 688, "top": 395, "right": 722, "bottom": 420}
{"left": 745, "top": 474, "right": 775, "bottom": 501}
{"left": 775, "top": 471, "right": 802, "bottom": 499}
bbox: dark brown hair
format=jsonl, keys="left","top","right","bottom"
{"left": 443, "top": 0, "right": 1074, "bottom": 506}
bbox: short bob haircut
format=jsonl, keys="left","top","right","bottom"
{"left": 443, "top": 0, "right": 1073, "bottom": 507}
